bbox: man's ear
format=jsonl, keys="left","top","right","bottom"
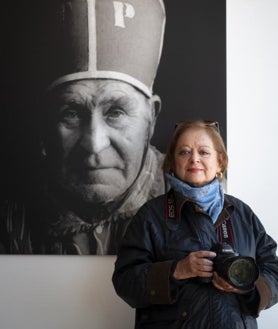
{"left": 149, "top": 94, "right": 161, "bottom": 137}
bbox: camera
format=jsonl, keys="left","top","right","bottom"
{"left": 213, "top": 243, "right": 259, "bottom": 291}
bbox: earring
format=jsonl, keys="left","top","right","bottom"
{"left": 216, "top": 171, "right": 223, "bottom": 180}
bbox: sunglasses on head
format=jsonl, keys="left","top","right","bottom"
{"left": 174, "top": 120, "right": 220, "bottom": 133}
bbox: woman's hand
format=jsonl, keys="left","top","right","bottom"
{"left": 212, "top": 272, "right": 250, "bottom": 295}
{"left": 173, "top": 250, "right": 216, "bottom": 280}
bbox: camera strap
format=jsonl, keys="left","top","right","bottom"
{"left": 165, "top": 189, "right": 177, "bottom": 221}
{"left": 165, "top": 190, "right": 235, "bottom": 246}
{"left": 218, "top": 219, "right": 235, "bottom": 246}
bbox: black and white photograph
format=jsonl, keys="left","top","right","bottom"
{"left": 0, "top": 0, "right": 226, "bottom": 255}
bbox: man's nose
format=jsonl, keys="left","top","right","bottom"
{"left": 79, "top": 117, "right": 110, "bottom": 154}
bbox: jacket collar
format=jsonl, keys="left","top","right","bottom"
{"left": 171, "top": 189, "right": 234, "bottom": 227}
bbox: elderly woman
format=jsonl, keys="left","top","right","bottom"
{"left": 112, "top": 120, "right": 278, "bottom": 329}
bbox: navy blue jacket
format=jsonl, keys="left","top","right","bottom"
{"left": 112, "top": 190, "right": 278, "bottom": 329}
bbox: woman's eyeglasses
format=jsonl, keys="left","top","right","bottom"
{"left": 203, "top": 120, "right": 220, "bottom": 133}
{"left": 174, "top": 120, "right": 220, "bottom": 133}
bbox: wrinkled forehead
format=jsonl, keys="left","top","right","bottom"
{"left": 47, "top": 79, "right": 147, "bottom": 103}
{"left": 43, "top": 79, "right": 153, "bottom": 122}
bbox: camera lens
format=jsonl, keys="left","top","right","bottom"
{"left": 228, "top": 258, "right": 258, "bottom": 289}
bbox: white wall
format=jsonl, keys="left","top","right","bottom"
{"left": 0, "top": 256, "right": 134, "bottom": 329}
{"left": 0, "top": 1, "right": 277, "bottom": 328}
{"left": 227, "top": 0, "right": 278, "bottom": 327}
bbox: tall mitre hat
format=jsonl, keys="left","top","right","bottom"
{"left": 42, "top": 0, "right": 166, "bottom": 97}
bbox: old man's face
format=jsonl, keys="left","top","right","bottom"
{"left": 44, "top": 79, "right": 157, "bottom": 204}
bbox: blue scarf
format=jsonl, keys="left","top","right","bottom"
{"left": 165, "top": 173, "right": 224, "bottom": 223}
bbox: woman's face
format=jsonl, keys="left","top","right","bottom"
{"left": 173, "top": 128, "right": 222, "bottom": 187}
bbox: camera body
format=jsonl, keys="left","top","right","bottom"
{"left": 213, "top": 242, "right": 259, "bottom": 291}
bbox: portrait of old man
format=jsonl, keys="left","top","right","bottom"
{"left": 0, "top": 0, "right": 167, "bottom": 255}
{"left": 0, "top": 0, "right": 226, "bottom": 255}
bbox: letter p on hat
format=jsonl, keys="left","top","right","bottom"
{"left": 43, "top": 0, "right": 166, "bottom": 97}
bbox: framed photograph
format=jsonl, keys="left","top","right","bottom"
{"left": 0, "top": 0, "right": 226, "bottom": 255}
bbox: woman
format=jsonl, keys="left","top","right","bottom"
{"left": 112, "top": 120, "right": 278, "bottom": 329}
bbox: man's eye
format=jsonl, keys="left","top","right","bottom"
{"left": 58, "top": 105, "right": 85, "bottom": 126}
{"left": 61, "top": 109, "right": 79, "bottom": 120}
{"left": 63, "top": 109, "right": 78, "bottom": 119}
{"left": 106, "top": 107, "right": 126, "bottom": 119}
